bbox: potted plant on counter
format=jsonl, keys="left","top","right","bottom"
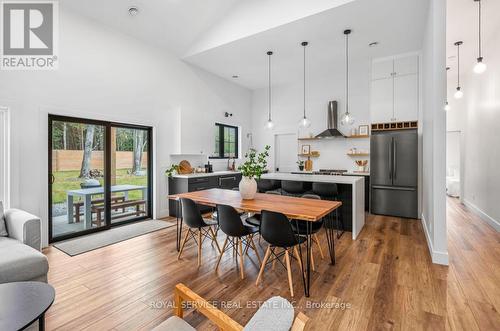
{"left": 238, "top": 145, "right": 271, "bottom": 199}
{"left": 297, "top": 160, "right": 305, "bottom": 171}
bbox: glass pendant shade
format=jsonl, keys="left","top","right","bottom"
{"left": 299, "top": 116, "right": 311, "bottom": 128}
{"left": 265, "top": 119, "right": 275, "bottom": 130}
{"left": 454, "top": 87, "right": 463, "bottom": 99}
{"left": 474, "top": 58, "right": 486, "bottom": 74}
{"left": 340, "top": 112, "right": 355, "bottom": 126}
{"left": 444, "top": 102, "right": 451, "bottom": 111}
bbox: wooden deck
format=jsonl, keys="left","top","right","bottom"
{"left": 43, "top": 197, "right": 500, "bottom": 330}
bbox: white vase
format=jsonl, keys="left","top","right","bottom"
{"left": 239, "top": 176, "right": 257, "bottom": 200}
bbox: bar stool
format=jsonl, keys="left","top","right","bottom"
{"left": 256, "top": 179, "right": 281, "bottom": 193}
{"left": 215, "top": 204, "right": 261, "bottom": 279}
{"left": 290, "top": 194, "right": 324, "bottom": 271}
{"left": 281, "top": 180, "right": 306, "bottom": 197}
{"left": 312, "top": 182, "right": 344, "bottom": 238}
{"left": 177, "top": 198, "right": 221, "bottom": 267}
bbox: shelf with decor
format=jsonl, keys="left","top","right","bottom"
{"left": 297, "top": 134, "right": 369, "bottom": 141}
{"left": 347, "top": 153, "right": 370, "bottom": 156}
{"left": 297, "top": 153, "right": 320, "bottom": 157}
{"left": 347, "top": 134, "right": 370, "bottom": 139}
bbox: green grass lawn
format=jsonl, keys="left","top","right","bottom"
{"left": 52, "top": 169, "right": 148, "bottom": 204}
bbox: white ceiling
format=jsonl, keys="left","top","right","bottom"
{"left": 446, "top": 0, "right": 500, "bottom": 87}
{"left": 62, "top": 0, "right": 239, "bottom": 56}
{"left": 184, "top": 0, "right": 430, "bottom": 89}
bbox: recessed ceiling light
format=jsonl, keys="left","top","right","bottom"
{"left": 368, "top": 42, "right": 379, "bottom": 47}
{"left": 128, "top": 6, "right": 139, "bottom": 17}
{"left": 232, "top": 75, "right": 239, "bottom": 78}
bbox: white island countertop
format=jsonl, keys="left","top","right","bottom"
{"left": 261, "top": 172, "right": 365, "bottom": 240}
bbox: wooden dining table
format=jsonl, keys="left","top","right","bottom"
{"left": 168, "top": 188, "right": 342, "bottom": 297}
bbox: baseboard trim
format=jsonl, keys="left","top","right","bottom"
{"left": 463, "top": 199, "right": 500, "bottom": 232}
{"left": 421, "top": 214, "right": 449, "bottom": 265}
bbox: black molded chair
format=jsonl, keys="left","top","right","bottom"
{"left": 215, "top": 204, "right": 261, "bottom": 279}
{"left": 281, "top": 180, "right": 306, "bottom": 197}
{"left": 244, "top": 190, "right": 282, "bottom": 228}
{"left": 312, "top": 182, "right": 344, "bottom": 238}
{"left": 256, "top": 210, "right": 305, "bottom": 297}
{"left": 177, "top": 198, "right": 221, "bottom": 267}
{"left": 290, "top": 194, "right": 325, "bottom": 270}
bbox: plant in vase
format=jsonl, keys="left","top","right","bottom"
{"left": 297, "top": 160, "right": 305, "bottom": 171}
{"left": 237, "top": 145, "right": 271, "bottom": 199}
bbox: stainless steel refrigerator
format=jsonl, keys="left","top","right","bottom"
{"left": 370, "top": 129, "right": 418, "bottom": 218}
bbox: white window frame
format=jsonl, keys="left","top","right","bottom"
{"left": 0, "top": 107, "right": 10, "bottom": 208}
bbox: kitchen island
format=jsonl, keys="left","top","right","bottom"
{"left": 261, "top": 172, "right": 365, "bottom": 239}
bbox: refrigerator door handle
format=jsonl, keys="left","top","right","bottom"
{"left": 372, "top": 185, "right": 416, "bottom": 191}
{"left": 393, "top": 138, "right": 397, "bottom": 179}
{"left": 388, "top": 138, "right": 393, "bottom": 180}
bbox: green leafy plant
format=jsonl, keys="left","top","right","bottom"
{"left": 296, "top": 160, "right": 305, "bottom": 166}
{"left": 165, "top": 164, "right": 179, "bottom": 178}
{"left": 238, "top": 145, "right": 271, "bottom": 180}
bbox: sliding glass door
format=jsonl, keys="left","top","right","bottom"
{"left": 48, "top": 115, "right": 152, "bottom": 242}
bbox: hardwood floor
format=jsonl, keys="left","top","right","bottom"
{"left": 43, "top": 198, "right": 500, "bottom": 330}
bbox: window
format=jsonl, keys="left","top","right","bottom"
{"left": 211, "top": 123, "right": 238, "bottom": 159}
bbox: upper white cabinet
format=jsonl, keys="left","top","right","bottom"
{"left": 370, "top": 54, "right": 419, "bottom": 123}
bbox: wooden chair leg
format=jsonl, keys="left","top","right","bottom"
{"left": 313, "top": 234, "right": 325, "bottom": 259}
{"left": 293, "top": 246, "right": 304, "bottom": 275}
{"left": 310, "top": 245, "right": 316, "bottom": 272}
{"left": 209, "top": 227, "right": 221, "bottom": 253}
{"left": 178, "top": 229, "right": 190, "bottom": 260}
{"left": 249, "top": 235, "right": 262, "bottom": 265}
{"left": 256, "top": 246, "right": 271, "bottom": 285}
{"left": 215, "top": 237, "right": 229, "bottom": 271}
{"left": 238, "top": 238, "right": 245, "bottom": 279}
{"left": 197, "top": 229, "right": 202, "bottom": 267}
{"left": 284, "top": 249, "right": 294, "bottom": 297}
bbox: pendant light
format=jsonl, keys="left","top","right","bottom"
{"left": 298, "top": 41, "right": 311, "bottom": 128}
{"left": 444, "top": 67, "right": 451, "bottom": 111}
{"left": 341, "top": 29, "right": 355, "bottom": 125}
{"left": 265, "top": 51, "right": 275, "bottom": 130}
{"left": 454, "top": 41, "right": 464, "bottom": 99}
{"left": 473, "top": 0, "right": 486, "bottom": 74}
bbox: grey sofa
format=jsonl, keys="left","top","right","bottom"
{"left": 0, "top": 207, "right": 49, "bottom": 284}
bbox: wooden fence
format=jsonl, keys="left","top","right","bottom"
{"left": 52, "top": 150, "right": 148, "bottom": 172}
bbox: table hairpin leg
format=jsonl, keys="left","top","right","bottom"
{"left": 176, "top": 199, "right": 183, "bottom": 252}
{"left": 324, "top": 210, "right": 337, "bottom": 265}
{"left": 294, "top": 219, "right": 307, "bottom": 297}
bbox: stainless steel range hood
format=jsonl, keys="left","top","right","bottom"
{"left": 315, "top": 101, "right": 346, "bottom": 138}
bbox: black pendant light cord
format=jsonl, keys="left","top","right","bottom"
{"left": 268, "top": 51, "right": 272, "bottom": 121}
{"left": 478, "top": 0, "right": 482, "bottom": 59}
{"left": 303, "top": 42, "right": 306, "bottom": 118}
{"left": 345, "top": 31, "right": 349, "bottom": 114}
{"left": 457, "top": 42, "right": 460, "bottom": 87}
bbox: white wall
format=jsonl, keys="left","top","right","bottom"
{"left": 251, "top": 56, "right": 371, "bottom": 172}
{"left": 0, "top": 7, "right": 252, "bottom": 246}
{"left": 420, "top": 0, "right": 448, "bottom": 264}
{"left": 447, "top": 29, "right": 500, "bottom": 231}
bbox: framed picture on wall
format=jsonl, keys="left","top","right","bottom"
{"left": 301, "top": 145, "right": 311, "bottom": 155}
{"left": 358, "top": 125, "right": 369, "bottom": 136}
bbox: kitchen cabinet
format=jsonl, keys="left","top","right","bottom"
{"left": 370, "top": 54, "right": 419, "bottom": 123}
{"left": 168, "top": 172, "right": 242, "bottom": 216}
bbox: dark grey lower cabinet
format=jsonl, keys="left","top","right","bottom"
{"left": 168, "top": 173, "right": 242, "bottom": 217}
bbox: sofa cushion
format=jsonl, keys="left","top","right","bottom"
{"left": 0, "top": 201, "right": 7, "bottom": 237}
{"left": 0, "top": 237, "right": 49, "bottom": 284}
{"left": 243, "top": 296, "right": 294, "bottom": 331}
{"left": 151, "top": 316, "right": 195, "bottom": 331}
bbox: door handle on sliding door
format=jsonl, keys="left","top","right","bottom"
{"left": 388, "top": 139, "right": 392, "bottom": 180}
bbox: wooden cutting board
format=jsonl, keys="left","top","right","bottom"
{"left": 178, "top": 160, "right": 193, "bottom": 174}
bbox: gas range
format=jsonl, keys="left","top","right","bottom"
{"left": 312, "top": 169, "right": 349, "bottom": 176}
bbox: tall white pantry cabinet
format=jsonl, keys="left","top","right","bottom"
{"left": 370, "top": 54, "right": 419, "bottom": 123}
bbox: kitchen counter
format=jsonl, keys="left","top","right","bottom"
{"left": 290, "top": 170, "right": 370, "bottom": 176}
{"left": 172, "top": 170, "right": 240, "bottom": 179}
{"left": 261, "top": 172, "right": 365, "bottom": 240}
